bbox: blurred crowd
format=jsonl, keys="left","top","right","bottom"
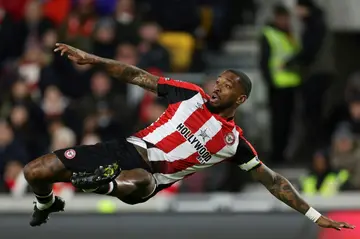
{"left": 0, "top": 0, "right": 258, "bottom": 193}
{"left": 301, "top": 73, "right": 360, "bottom": 196}
{"left": 259, "top": 0, "right": 360, "bottom": 195}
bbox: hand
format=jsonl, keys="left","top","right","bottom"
{"left": 316, "top": 215, "right": 355, "bottom": 231}
{"left": 54, "top": 43, "right": 95, "bottom": 65}
{"left": 71, "top": 163, "right": 121, "bottom": 189}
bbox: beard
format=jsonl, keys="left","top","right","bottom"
{"left": 205, "top": 100, "right": 234, "bottom": 114}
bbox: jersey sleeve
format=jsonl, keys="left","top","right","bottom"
{"left": 230, "top": 135, "right": 262, "bottom": 171}
{"left": 157, "top": 77, "right": 207, "bottom": 104}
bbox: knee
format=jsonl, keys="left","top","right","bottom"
{"left": 23, "top": 158, "right": 42, "bottom": 183}
{"left": 132, "top": 168, "right": 153, "bottom": 187}
{"left": 23, "top": 161, "right": 36, "bottom": 183}
{"left": 23, "top": 153, "right": 54, "bottom": 183}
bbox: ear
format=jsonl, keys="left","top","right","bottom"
{"left": 236, "top": 95, "right": 247, "bottom": 105}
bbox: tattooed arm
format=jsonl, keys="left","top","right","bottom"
{"left": 250, "top": 163, "right": 355, "bottom": 230}
{"left": 250, "top": 164, "right": 309, "bottom": 214}
{"left": 54, "top": 43, "right": 159, "bottom": 93}
{"left": 93, "top": 58, "right": 158, "bottom": 93}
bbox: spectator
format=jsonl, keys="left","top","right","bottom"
{"left": 50, "top": 126, "right": 76, "bottom": 151}
{"left": 285, "top": 0, "right": 335, "bottom": 156}
{"left": 77, "top": 71, "right": 131, "bottom": 140}
{"left": 41, "top": 85, "right": 69, "bottom": 121}
{"left": 15, "top": 44, "right": 59, "bottom": 100}
{"left": 0, "top": 5, "right": 17, "bottom": 66}
{"left": 9, "top": 104, "right": 47, "bottom": 159}
{"left": 54, "top": 57, "right": 93, "bottom": 99}
{"left": 114, "top": 43, "right": 143, "bottom": 106}
{"left": 322, "top": 72, "right": 360, "bottom": 144}
{"left": 138, "top": 21, "right": 171, "bottom": 72}
{"left": 43, "top": 29, "right": 58, "bottom": 52}
{"left": 0, "top": 120, "right": 28, "bottom": 192}
{"left": 114, "top": 0, "right": 141, "bottom": 44}
{"left": 59, "top": 0, "right": 97, "bottom": 51}
{"left": 13, "top": 0, "right": 55, "bottom": 58}
{"left": 347, "top": 94, "right": 360, "bottom": 135}
{"left": 115, "top": 43, "right": 139, "bottom": 66}
{"left": 92, "top": 17, "right": 117, "bottom": 58}
{"left": 1, "top": 80, "right": 43, "bottom": 118}
{"left": 330, "top": 124, "right": 360, "bottom": 190}
{"left": 259, "top": 4, "right": 301, "bottom": 164}
{"left": 301, "top": 149, "right": 349, "bottom": 196}
{"left": 0, "top": 80, "right": 47, "bottom": 139}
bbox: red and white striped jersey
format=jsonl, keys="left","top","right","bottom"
{"left": 127, "top": 77, "right": 261, "bottom": 188}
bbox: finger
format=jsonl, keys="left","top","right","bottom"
{"left": 54, "top": 45, "right": 64, "bottom": 52}
{"left": 61, "top": 48, "right": 67, "bottom": 56}
{"left": 341, "top": 223, "right": 356, "bottom": 229}
{"left": 55, "top": 43, "right": 66, "bottom": 47}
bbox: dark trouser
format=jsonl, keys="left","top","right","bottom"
{"left": 300, "top": 73, "right": 333, "bottom": 159}
{"left": 270, "top": 87, "right": 297, "bottom": 164}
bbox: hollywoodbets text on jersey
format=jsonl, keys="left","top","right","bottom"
{"left": 176, "top": 123, "right": 212, "bottom": 164}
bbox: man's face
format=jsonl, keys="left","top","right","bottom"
{"left": 115, "top": 44, "right": 138, "bottom": 65}
{"left": 275, "top": 14, "right": 290, "bottom": 30}
{"left": 313, "top": 153, "right": 327, "bottom": 174}
{"left": 91, "top": 72, "right": 111, "bottom": 97}
{"left": 349, "top": 101, "right": 360, "bottom": 120}
{"left": 295, "top": 5, "right": 310, "bottom": 19}
{"left": 208, "top": 71, "right": 247, "bottom": 110}
{"left": 334, "top": 137, "right": 354, "bottom": 153}
{"left": 139, "top": 24, "right": 160, "bottom": 43}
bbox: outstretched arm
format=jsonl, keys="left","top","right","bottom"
{"left": 250, "top": 164, "right": 355, "bottom": 231}
{"left": 251, "top": 164, "right": 309, "bottom": 214}
{"left": 54, "top": 43, "right": 159, "bottom": 92}
{"left": 92, "top": 57, "right": 158, "bottom": 93}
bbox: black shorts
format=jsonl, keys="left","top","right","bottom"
{"left": 54, "top": 138, "right": 152, "bottom": 174}
{"left": 54, "top": 138, "right": 165, "bottom": 203}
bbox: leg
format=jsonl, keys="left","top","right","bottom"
{"left": 270, "top": 89, "right": 295, "bottom": 164}
{"left": 113, "top": 169, "right": 156, "bottom": 204}
{"left": 24, "top": 153, "right": 72, "bottom": 195}
{"left": 270, "top": 89, "right": 286, "bottom": 163}
{"left": 23, "top": 153, "right": 72, "bottom": 226}
{"left": 84, "top": 168, "right": 156, "bottom": 205}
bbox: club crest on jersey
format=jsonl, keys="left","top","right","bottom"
{"left": 64, "top": 149, "right": 76, "bottom": 159}
{"left": 224, "top": 132, "right": 235, "bottom": 146}
{"left": 176, "top": 123, "right": 212, "bottom": 164}
{"left": 196, "top": 102, "right": 203, "bottom": 110}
